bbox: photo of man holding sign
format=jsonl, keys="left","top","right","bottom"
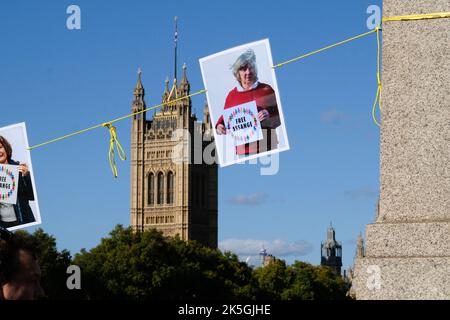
{"left": 0, "top": 123, "right": 40, "bottom": 230}
{"left": 200, "top": 39, "right": 289, "bottom": 167}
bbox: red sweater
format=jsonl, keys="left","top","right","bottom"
{"left": 216, "top": 83, "right": 280, "bottom": 155}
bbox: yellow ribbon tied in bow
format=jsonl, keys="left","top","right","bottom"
{"left": 102, "top": 123, "right": 126, "bottom": 178}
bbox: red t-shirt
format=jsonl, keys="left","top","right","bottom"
{"left": 216, "top": 83, "right": 280, "bottom": 155}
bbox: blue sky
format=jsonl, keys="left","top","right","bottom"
{"left": 0, "top": 0, "right": 382, "bottom": 270}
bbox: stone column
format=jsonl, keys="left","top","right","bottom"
{"left": 353, "top": 0, "right": 450, "bottom": 299}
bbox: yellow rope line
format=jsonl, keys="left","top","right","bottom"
{"left": 383, "top": 12, "right": 450, "bottom": 22}
{"left": 28, "top": 89, "right": 207, "bottom": 151}
{"left": 272, "top": 29, "right": 378, "bottom": 68}
{"left": 26, "top": 11, "right": 450, "bottom": 175}
{"left": 28, "top": 89, "right": 206, "bottom": 177}
{"left": 272, "top": 12, "right": 450, "bottom": 126}
{"left": 272, "top": 27, "right": 382, "bottom": 126}
{"left": 372, "top": 12, "right": 450, "bottom": 125}
{"left": 271, "top": 12, "right": 450, "bottom": 69}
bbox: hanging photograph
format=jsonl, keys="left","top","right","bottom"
{"left": 0, "top": 122, "right": 41, "bottom": 231}
{"left": 199, "top": 39, "right": 290, "bottom": 167}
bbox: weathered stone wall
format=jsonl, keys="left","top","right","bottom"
{"left": 354, "top": 0, "right": 450, "bottom": 299}
{"left": 379, "top": 0, "right": 450, "bottom": 222}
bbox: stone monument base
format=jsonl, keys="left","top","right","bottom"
{"left": 353, "top": 221, "right": 450, "bottom": 299}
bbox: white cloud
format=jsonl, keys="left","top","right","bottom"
{"left": 219, "top": 238, "right": 314, "bottom": 257}
{"left": 344, "top": 186, "right": 378, "bottom": 199}
{"left": 229, "top": 192, "right": 268, "bottom": 206}
{"left": 320, "top": 109, "right": 346, "bottom": 125}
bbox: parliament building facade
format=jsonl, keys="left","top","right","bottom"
{"left": 129, "top": 64, "right": 218, "bottom": 248}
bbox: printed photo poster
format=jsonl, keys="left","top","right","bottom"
{"left": 199, "top": 39, "right": 290, "bottom": 167}
{"left": 0, "top": 122, "right": 41, "bottom": 231}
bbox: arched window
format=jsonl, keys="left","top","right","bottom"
{"left": 157, "top": 172, "right": 164, "bottom": 204}
{"left": 147, "top": 173, "right": 154, "bottom": 205}
{"left": 167, "top": 171, "right": 174, "bottom": 204}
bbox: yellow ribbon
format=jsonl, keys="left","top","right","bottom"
{"left": 372, "top": 26, "right": 382, "bottom": 127}
{"left": 383, "top": 12, "right": 450, "bottom": 22}
{"left": 372, "top": 11, "right": 450, "bottom": 126}
{"left": 102, "top": 122, "right": 126, "bottom": 178}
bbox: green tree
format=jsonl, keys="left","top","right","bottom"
{"left": 281, "top": 261, "right": 348, "bottom": 300}
{"left": 5, "top": 227, "right": 348, "bottom": 300}
{"left": 73, "top": 225, "right": 255, "bottom": 300}
{"left": 253, "top": 260, "right": 348, "bottom": 300}
{"left": 253, "top": 259, "right": 289, "bottom": 299}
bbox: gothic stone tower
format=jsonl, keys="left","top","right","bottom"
{"left": 130, "top": 64, "right": 218, "bottom": 248}
{"left": 321, "top": 224, "right": 343, "bottom": 275}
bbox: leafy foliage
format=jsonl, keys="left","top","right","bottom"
{"left": 73, "top": 225, "right": 255, "bottom": 299}
{"left": 281, "top": 261, "right": 348, "bottom": 300}
{"left": 253, "top": 260, "right": 348, "bottom": 300}
{"left": 13, "top": 226, "right": 349, "bottom": 300}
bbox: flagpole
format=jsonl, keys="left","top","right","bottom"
{"left": 174, "top": 16, "right": 178, "bottom": 81}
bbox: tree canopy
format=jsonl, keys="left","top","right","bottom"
{"left": 13, "top": 226, "right": 349, "bottom": 300}
{"left": 73, "top": 225, "right": 255, "bottom": 300}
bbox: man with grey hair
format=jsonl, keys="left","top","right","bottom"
{"left": 216, "top": 49, "right": 281, "bottom": 156}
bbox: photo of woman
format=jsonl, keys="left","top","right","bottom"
{"left": 200, "top": 39, "right": 290, "bottom": 167}
{"left": 215, "top": 49, "right": 281, "bottom": 156}
{"left": 0, "top": 123, "right": 40, "bottom": 230}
